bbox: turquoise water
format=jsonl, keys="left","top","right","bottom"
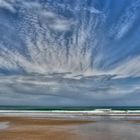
{"left": 0, "top": 106, "right": 140, "bottom": 111}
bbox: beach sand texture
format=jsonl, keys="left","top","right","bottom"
{"left": 0, "top": 117, "right": 140, "bottom": 140}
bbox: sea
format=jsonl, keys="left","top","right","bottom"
{"left": 0, "top": 106, "right": 140, "bottom": 121}
{"left": 0, "top": 106, "right": 140, "bottom": 111}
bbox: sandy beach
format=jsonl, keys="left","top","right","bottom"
{"left": 0, "top": 116, "right": 94, "bottom": 140}
{"left": 0, "top": 116, "right": 140, "bottom": 140}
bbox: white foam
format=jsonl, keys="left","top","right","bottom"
{"left": 0, "top": 110, "right": 140, "bottom": 117}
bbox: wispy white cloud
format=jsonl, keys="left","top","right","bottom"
{"left": 39, "top": 9, "right": 75, "bottom": 31}
{"left": 109, "top": 0, "right": 140, "bottom": 40}
{"left": 0, "top": 0, "right": 140, "bottom": 79}
{"left": 0, "top": 0, "right": 101, "bottom": 75}
{"left": 0, "top": 0, "right": 16, "bottom": 13}
{"left": 49, "top": 18, "right": 74, "bottom": 31}
{"left": 83, "top": 7, "right": 102, "bottom": 14}
{"left": 111, "top": 56, "right": 140, "bottom": 78}
{"left": 0, "top": 74, "right": 139, "bottom": 106}
{"left": 53, "top": 3, "right": 101, "bottom": 14}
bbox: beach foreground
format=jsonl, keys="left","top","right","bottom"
{"left": 0, "top": 115, "right": 140, "bottom": 140}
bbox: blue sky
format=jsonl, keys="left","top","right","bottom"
{"left": 0, "top": 0, "right": 140, "bottom": 106}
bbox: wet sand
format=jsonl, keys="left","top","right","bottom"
{"left": 0, "top": 116, "right": 140, "bottom": 140}
{"left": 0, "top": 117, "right": 94, "bottom": 140}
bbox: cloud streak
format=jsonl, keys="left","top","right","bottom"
{"left": 0, "top": 73, "right": 140, "bottom": 106}
{"left": 0, "top": 0, "right": 16, "bottom": 13}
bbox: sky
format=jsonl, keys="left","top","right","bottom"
{"left": 0, "top": 0, "right": 140, "bottom": 106}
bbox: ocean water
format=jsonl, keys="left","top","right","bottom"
{"left": 0, "top": 106, "right": 140, "bottom": 121}
{"left": 0, "top": 106, "right": 140, "bottom": 111}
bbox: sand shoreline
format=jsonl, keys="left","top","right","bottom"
{"left": 0, "top": 115, "right": 140, "bottom": 140}
{"left": 0, "top": 116, "right": 94, "bottom": 140}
